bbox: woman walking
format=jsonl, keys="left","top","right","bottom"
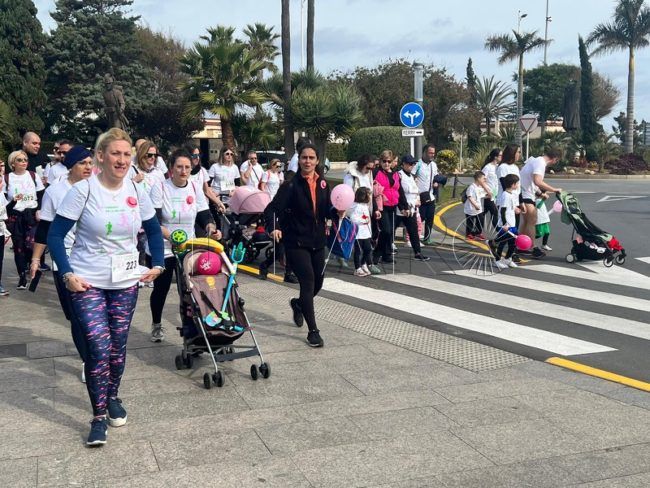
{"left": 481, "top": 148, "right": 501, "bottom": 230}
{"left": 264, "top": 144, "right": 334, "bottom": 348}
{"left": 47, "top": 128, "right": 165, "bottom": 447}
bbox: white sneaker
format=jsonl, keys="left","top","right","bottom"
{"left": 505, "top": 258, "right": 518, "bottom": 268}
{"left": 150, "top": 323, "right": 165, "bottom": 342}
{"left": 361, "top": 264, "right": 371, "bottom": 275}
{"left": 80, "top": 362, "right": 86, "bottom": 383}
{"left": 542, "top": 244, "right": 552, "bottom": 251}
{"left": 495, "top": 260, "right": 508, "bottom": 269}
{"left": 404, "top": 240, "right": 411, "bottom": 248}
{"left": 354, "top": 268, "right": 369, "bottom": 277}
{"left": 146, "top": 281, "right": 154, "bottom": 288}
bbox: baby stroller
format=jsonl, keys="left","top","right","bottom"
{"left": 223, "top": 187, "right": 274, "bottom": 264}
{"left": 557, "top": 191, "right": 626, "bottom": 267}
{"left": 171, "top": 233, "right": 270, "bottom": 389}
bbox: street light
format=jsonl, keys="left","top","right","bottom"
{"left": 517, "top": 10, "right": 528, "bottom": 34}
{"left": 544, "top": 0, "right": 552, "bottom": 64}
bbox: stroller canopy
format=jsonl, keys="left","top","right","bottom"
{"left": 228, "top": 187, "right": 271, "bottom": 214}
{"left": 558, "top": 191, "right": 610, "bottom": 239}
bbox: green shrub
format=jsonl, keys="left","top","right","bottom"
{"left": 436, "top": 149, "right": 459, "bottom": 174}
{"left": 347, "top": 126, "right": 410, "bottom": 161}
{"left": 326, "top": 142, "right": 348, "bottom": 162}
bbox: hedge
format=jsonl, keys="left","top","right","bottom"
{"left": 326, "top": 142, "right": 348, "bottom": 162}
{"left": 347, "top": 126, "right": 412, "bottom": 161}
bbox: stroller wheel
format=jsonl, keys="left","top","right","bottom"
{"left": 259, "top": 362, "right": 271, "bottom": 379}
{"left": 213, "top": 371, "right": 225, "bottom": 387}
{"left": 565, "top": 253, "right": 576, "bottom": 263}
{"left": 615, "top": 255, "right": 626, "bottom": 265}
{"left": 203, "top": 373, "right": 212, "bottom": 389}
{"left": 604, "top": 256, "right": 614, "bottom": 268}
{"left": 174, "top": 354, "right": 184, "bottom": 370}
{"left": 250, "top": 364, "right": 259, "bottom": 380}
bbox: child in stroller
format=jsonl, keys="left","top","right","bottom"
{"left": 556, "top": 191, "right": 626, "bottom": 267}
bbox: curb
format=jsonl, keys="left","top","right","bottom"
{"left": 546, "top": 357, "right": 650, "bottom": 392}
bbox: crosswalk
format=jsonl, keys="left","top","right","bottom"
{"left": 320, "top": 260, "right": 650, "bottom": 369}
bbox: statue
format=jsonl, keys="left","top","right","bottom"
{"left": 102, "top": 74, "right": 129, "bottom": 130}
{"left": 562, "top": 80, "right": 581, "bottom": 132}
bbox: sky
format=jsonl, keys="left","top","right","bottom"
{"left": 33, "top": 0, "right": 650, "bottom": 132}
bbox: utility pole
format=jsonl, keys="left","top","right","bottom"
{"left": 414, "top": 63, "right": 424, "bottom": 158}
{"left": 517, "top": 10, "right": 528, "bottom": 34}
{"left": 544, "top": 0, "right": 551, "bottom": 65}
{"left": 300, "top": 0, "right": 305, "bottom": 69}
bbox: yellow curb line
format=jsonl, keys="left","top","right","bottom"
{"left": 546, "top": 357, "right": 650, "bottom": 392}
{"left": 238, "top": 264, "right": 284, "bottom": 283}
{"left": 434, "top": 201, "right": 491, "bottom": 252}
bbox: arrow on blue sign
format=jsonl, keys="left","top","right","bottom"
{"left": 400, "top": 102, "right": 424, "bottom": 128}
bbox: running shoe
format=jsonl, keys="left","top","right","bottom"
{"left": 283, "top": 273, "right": 298, "bottom": 284}
{"left": 414, "top": 253, "right": 431, "bottom": 262}
{"left": 87, "top": 417, "right": 108, "bottom": 446}
{"left": 150, "top": 323, "right": 165, "bottom": 342}
{"left": 290, "top": 298, "right": 304, "bottom": 327}
{"left": 107, "top": 398, "right": 127, "bottom": 427}
{"left": 495, "top": 260, "right": 508, "bottom": 269}
{"left": 466, "top": 234, "right": 475, "bottom": 240}
{"left": 0, "top": 285, "right": 9, "bottom": 297}
{"left": 505, "top": 258, "right": 518, "bottom": 268}
{"left": 368, "top": 265, "right": 382, "bottom": 275}
{"left": 532, "top": 247, "right": 546, "bottom": 259}
{"left": 404, "top": 240, "right": 411, "bottom": 248}
{"left": 361, "top": 264, "right": 371, "bottom": 275}
{"left": 542, "top": 244, "right": 553, "bottom": 251}
{"left": 17, "top": 273, "right": 27, "bottom": 290}
{"left": 307, "top": 330, "right": 324, "bottom": 348}
{"left": 354, "top": 267, "right": 370, "bottom": 277}
{"left": 337, "top": 257, "right": 350, "bottom": 269}
{"left": 477, "top": 233, "right": 487, "bottom": 241}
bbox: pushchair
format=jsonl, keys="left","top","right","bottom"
{"left": 222, "top": 187, "right": 274, "bottom": 264}
{"left": 556, "top": 191, "right": 626, "bottom": 267}
{"left": 170, "top": 233, "right": 270, "bottom": 389}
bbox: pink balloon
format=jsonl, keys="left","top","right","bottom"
{"left": 515, "top": 234, "right": 533, "bottom": 251}
{"left": 552, "top": 200, "right": 563, "bottom": 213}
{"left": 196, "top": 251, "right": 222, "bottom": 275}
{"left": 331, "top": 184, "right": 355, "bottom": 211}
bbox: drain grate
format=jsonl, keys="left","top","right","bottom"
{"left": 240, "top": 276, "right": 530, "bottom": 373}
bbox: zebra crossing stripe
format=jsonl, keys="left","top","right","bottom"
{"left": 377, "top": 274, "right": 650, "bottom": 341}
{"left": 450, "top": 270, "right": 650, "bottom": 313}
{"left": 636, "top": 257, "right": 650, "bottom": 264}
{"left": 322, "top": 278, "right": 615, "bottom": 356}
{"left": 520, "top": 262, "right": 650, "bottom": 290}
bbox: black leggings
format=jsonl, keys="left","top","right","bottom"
{"left": 353, "top": 238, "right": 373, "bottom": 269}
{"left": 147, "top": 256, "right": 177, "bottom": 324}
{"left": 418, "top": 201, "right": 436, "bottom": 240}
{"left": 396, "top": 215, "right": 422, "bottom": 253}
{"left": 375, "top": 206, "right": 396, "bottom": 260}
{"left": 481, "top": 198, "right": 498, "bottom": 229}
{"left": 496, "top": 233, "right": 515, "bottom": 259}
{"left": 285, "top": 247, "right": 325, "bottom": 332}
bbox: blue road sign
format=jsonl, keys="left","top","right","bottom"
{"left": 400, "top": 102, "right": 424, "bottom": 128}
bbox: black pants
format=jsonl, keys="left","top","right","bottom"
{"left": 374, "top": 206, "right": 396, "bottom": 260}
{"left": 496, "top": 232, "right": 515, "bottom": 259}
{"left": 353, "top": 238, "right": 373, "bottom": 269}
{"left": 147, "top": 256, "right": 177, "bottom": 324}
{"left": 261, "top": 241, "right": 293, "bottom": 275}
{"left": 396, "top": 215, "right": 422, "bottom": 253}
{"left": 419, "top": 201, "right": 436, "bottom": 240}
{"left": 285, "top": 247, "right": 325, "bottom": 332}
{"left": 481, "top": 198, "right": 498, "bottom": 230}
{"left": 53, "top": 271, "right": 87, "bottom": 361}
{"left": 465, "top": 214, "right": 482, "bottom": 236}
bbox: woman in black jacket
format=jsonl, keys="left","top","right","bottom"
{"left": 265, "top": 144, "right": 332, "bottom": 347}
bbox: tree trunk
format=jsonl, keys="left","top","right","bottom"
{"left": 625, "top": 46, "right": 635, "bottom": 154}
{"left": 281, "top": 0, "right": 295, "bottom": 158}
{"left": 221, "top": 119, "right": 236, "bottom": 153}
{"left": 516, "top": 54, "right": 524, "bottom": 148}
{"left": 485, "top": 115, "right": 491, "bottom": 136}
{"left": 307, "top": 0, "right": 315, "bottom": 71}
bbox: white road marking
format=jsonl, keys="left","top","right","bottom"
{"left": 636, "top": 257, "right": 650, "bottom": 264}
{"left": 377, "top": 274, "right": 650, "bottom": 341}
{"left": 322, "top": 278, "right": 615, "bottom": 356}
{"left": 448, "top": 270, "right": 650, "bottom": 313}
{"left": 516, "top": 263, "right": 650, "bottom": 290}
{"left": 596, "top": 195, "right": 646, "bottom": 203}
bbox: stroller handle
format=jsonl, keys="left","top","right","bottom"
{"left": 176, "top": 238, "right": 224, "bottom": 254}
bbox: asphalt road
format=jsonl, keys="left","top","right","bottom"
{"left": 253, "top": 177, "right": 650, "bottom": 388}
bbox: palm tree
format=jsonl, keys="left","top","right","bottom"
{"left": 307, "top": 0, "right": 315, "bottom": 70}
{"left": 588, "top": 0, "right": 650, "bottom": 154}
{"left": 281, "top": 0, "right": 294, "bottom": 157}
{"left": 485, "top": 30, "right": 549, "bottom": 146}
{"left": 243, "top": 23, "right": 280, "bottom": 80}
{"left": 180, "top": 28, "right": 267, "bottom": 151}
{"left": 475, "top": 76, "right": 514, "bottom": 135}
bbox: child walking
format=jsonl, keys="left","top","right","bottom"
{"left": 347, "top": 187, "right": 374, "bottom": 277}
{"left": 464, "top": 171, "right": 487, "bottom": 240}
{"left": 494, "top": 173, "right": 520, "bottom": 269}
{"left": 536, "top": 193, "right": 552, "bottom": 251}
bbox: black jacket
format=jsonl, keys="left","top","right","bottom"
{"left": 264, "top": 171, "right": 332, "bottom": 250}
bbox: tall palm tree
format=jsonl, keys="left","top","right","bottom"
{"left": 588, "top": 0, "right": 650, "bottom": 154}
{"left": 475, "top": 76, "right": 514, "bottom": 135}
{"left": 243, "top": 23, "right": 280, "bottom": 79}
{"left": 307, "top": 0, "right": 315, "bottom": 70}
{"left": 180, "top": 28, "right": 267, "bottom": 151}
{"left": 485, "top": 30, "right": 549, "bottom": 146}
{"left": 281, "top": 0, "right": 294, "bottom": 157}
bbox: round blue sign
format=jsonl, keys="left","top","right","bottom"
{"left": 400, "top": 102, "right": 424, "bottom": 128}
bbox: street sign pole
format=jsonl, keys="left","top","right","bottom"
{"left": 410, "top": 137, "right": 415, "bottom": 157}
{"left": 526, "top": 131, "right": 530, "bottom": 160}
{"left": 518, "top": 114, "right": 539, "bottom": 161}
{"left": 414, "top": 63, "right": 424, "bottom": 158}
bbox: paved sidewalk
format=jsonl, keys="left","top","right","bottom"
{"left": 1, "top": 266, "right": 650, "bottom": 487}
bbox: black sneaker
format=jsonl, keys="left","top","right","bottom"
{"left": 17, "top": 273, "right": 27, "bottom": 290}
{"left": 532, "top": 247, "right": 546, "bottom": 259}
{"left": 283, "top": 273, "right": 298, "bottom": 284}
{"left": 307, "top": 330, "right": 324, "bottom": 348}
{"left": 86, "top": 417, "right": 108, "bottom": 446}
{"left": 107, "top": 397, "right": 127, "bottom": 427}
{"left": 289, "top": 298, "right": 304, "bottom": 327}
{"left": 414, "top": 253, "right": 430, "bottom": 262}
{"left": 258, "top": 264, "right": 268, "bottom": 280}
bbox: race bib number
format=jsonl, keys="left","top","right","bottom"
{"left": 111, "top": 252, "right": 140, "bottom": 283}
{"left": 221, "top": 179, "right": 235, "bottom": 191}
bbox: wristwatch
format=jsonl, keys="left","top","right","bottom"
{"left": 62, "top": 272, "right": 74, "bottom": 283}
{"left": 153, "top": 265, "right": 165, "bottom": 273}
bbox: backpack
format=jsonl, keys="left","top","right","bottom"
{"left": 461, "top": 188, "right": 468, "bottom": 203}
{"left": 4, "top": 171, "right": 37, "bottom": 189}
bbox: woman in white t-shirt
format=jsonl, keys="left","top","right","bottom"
{"left": 47, "top": 128, "right": 165, "bottom": 447}
{"left": 148, "top": 149, "right": 221, "bottom": 342}
{"left": 208, "top": 147, "right": 239, "bottom": 202}
{"left": 31, "top": 146, "right": 94, "bottom": 382}
{"left": 128, "top": 141, "right": 166, "bottom": 195}
{"left": 4, "top": 150, "right": 45, "bottom": 289}
{"left": 480, "top": 148, "right": 501, "bottom": 229}
{"left": 259, "top": 158, "right": 285, "bottom": 199}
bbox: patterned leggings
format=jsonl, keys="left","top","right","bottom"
{"left": 70, "top": 285, "right": 138, "bottom": 417}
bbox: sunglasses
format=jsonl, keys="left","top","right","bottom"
{"left": 190, "top": 154, "right": 200, "bottom": 159}
{"left": 15, "top": 157, "right": 28, "bottom": 163}
{"left": 381, "top": 159, "right": 392, "bottom": 163}
{"left": 146, "top": 153, "right": 158, "bottom": 158}
{"left": 224, "top": 152, "right": 234, "bottom": 156}
{"left": 56, "top": 150, "right": 68, "bottom": 155}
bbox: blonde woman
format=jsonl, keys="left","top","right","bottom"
{"left": 259, "top": 158, "right": 285, "bottom": 199}
{"left": 208, "top": 146, "right": 239, "bottom": 203}
{"left": 129, "top": 140, "right": 166, "bottom": 195}
{"left": 48, "top": 128, "right": 165, "bottom": 446}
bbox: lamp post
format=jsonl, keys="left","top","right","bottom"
{"left": 517, "top": 10, "right": 528, "bottom": 34}
{"left": 544, "top": 0, "right": 552, "bottom": 65}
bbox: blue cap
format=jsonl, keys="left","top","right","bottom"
{"left": 63, "top": 146, "right": 92, "bottom": 169}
